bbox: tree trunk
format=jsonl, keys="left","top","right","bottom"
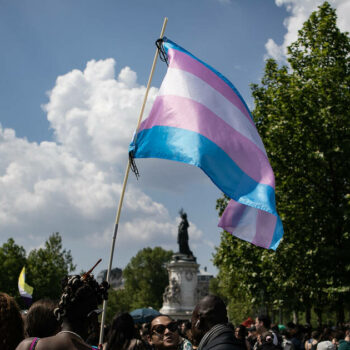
{"left": 336, "top": 295, "right": 344, "bottom": 324}
{"left": 279, "top": 308, "right": 283, "bottom": 324}
{"left": 293, "top": 310, "right": 298, "bottom": 324}
{"left": 315, "top": 307, "right": 322, "bottom": 326}
{"left": 305, "top": 305, "right": 311, "bottom": 324}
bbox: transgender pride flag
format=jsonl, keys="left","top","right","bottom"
{"left": 129, "top": 38, "right": 283, "bottom": 250}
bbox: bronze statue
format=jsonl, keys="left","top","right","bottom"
{"left": 177, "top": 209, "right": 193, "bottom": 257}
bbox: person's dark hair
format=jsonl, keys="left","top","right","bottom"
{"left": 0, "top": 292, "right": 24, "bottom": 350}
{"left": 26, "top": 298, "right": 60, "bottom": 337}
{"left": 287, "top": 322, "right": 296, "bottom": 328}
{"left": 257, "top": 315, "right": 271, "bottom": 330}
{"left": 106, "top": 313, "right": 137, "bottom": 350}
{"left": 332, "top": 330, "right": 344, "bottom": 342}
{"left": 318, "top": 328, "right": 333, "bottom": 342}
{"left": 271, "top": 325, "right": 280, "bottom": 334}
{"left": 280, "top": 329, "right": 291, "bottom": 339}
{"left": 54, "top": 274, "right": 109, "bottom": 323}
{"left": 151, "top": 314, "right": 173, "bottom": 325}
{"left": 140, "top": 322, "right": 150, "bottom": 339}
{"left": 183, "top": 321, "right": 191, "bottom": 330}
{"left": 311, "top": 330, "right": 320, "bottom": 340}
{"left": 236, "top": 325, "right": 247, "bottom": 340}
{"left": 181, "top": 321, "right": 192, "bottom": 339}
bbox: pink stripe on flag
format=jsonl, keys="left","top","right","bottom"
{"left": 218, "top": 200, "right": 247, "bottom": 232}
{"left": 167, "top": 48, "right": 255, "bottom": 127}
{"left": 251, "top": 209, "right": 277, "bottom": 248}
{"left": 140, "top": 95, "right": 275, "bottom": 188}
{"left": 219, "top": 199, "right": 277, "bottom": 248}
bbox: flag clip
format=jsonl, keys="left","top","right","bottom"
{"left": 129, "top": 150, "right": 140, "bottom": 180}
{"left": 155, "top": 38, "right": 168, "bottom": 66}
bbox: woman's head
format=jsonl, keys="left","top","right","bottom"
{"left": 311, "top": 330, "right": 320, "bottom": 340}
{"left": 106, "top": 313, "right": 136, "bottom": 350}
{"left": 0, "top": 293, "right": 24, "bottom": 350}
{"left": 235, "top": 325, "right": 247, "bottom": 340}
{"left": 181, "top": 321, "right": 192, "bottom": 341}
{"left": 319, "top": 328, "right": 333, "bottom": 342}
{"left": 54, "top": 274, "right": 109, "bottom": 328}
{"left": 26, "top": 298, "right": 60, "bottom": 338}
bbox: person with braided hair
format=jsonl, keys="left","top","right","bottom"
{"left": 16, "top": 272, "right": 109, "bottom": 350}
{"left": 0, "top": 292, "right": 25, "bottom": 350}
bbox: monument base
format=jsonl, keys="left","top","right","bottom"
{"left": 160, "top": 309, "right": 193, "bottom": 320}
{"left": 160, "top": 253, "right": 199, "bottom": 320}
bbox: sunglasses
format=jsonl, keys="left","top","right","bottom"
{"left": 152, "top": 322, "right": 178, "bottom": 335}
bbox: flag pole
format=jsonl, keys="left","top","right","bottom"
{"left": 98, "top": 17, "right": 168, "bottom": 346}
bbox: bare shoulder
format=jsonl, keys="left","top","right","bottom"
{"left": 35, "top": 335, "right": 93, "bottom": 350}
{"left": 16, "top": 338, "right": 35, "bottom": 350}
{"left": 31, "top": 335, "right": 71, "bottom": 350}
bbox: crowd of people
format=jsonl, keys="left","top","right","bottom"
{"left": 1, "top": 272, "right": 349, "bottom": 350}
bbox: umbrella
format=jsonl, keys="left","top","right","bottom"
{"left": 130, "top": 308, "right": 161, "bottom": 324}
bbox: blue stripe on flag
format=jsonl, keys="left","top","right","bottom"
{"left": 269, "top": 216, "right": 284, "bottom": 250}
{"left": 131, "top": 126, "right": 278, "bottom": 216}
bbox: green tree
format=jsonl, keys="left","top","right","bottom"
{"left": 26, "top": 232, "right": 76, "bottom": 301}
{"left": 0, "top": 238, "right": 26, "bottom": 300}
{"left": 214, "top": 2, "right": 350, "bottom": 324}
{"left": 122, "top": 247, "right": 173, "bottom": 310}
{"left": 105, "top": 288, "right": 132, "bottom": 323}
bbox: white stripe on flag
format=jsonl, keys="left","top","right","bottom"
{"left": 158, "top": 67, "right": 267, "bottom": 155}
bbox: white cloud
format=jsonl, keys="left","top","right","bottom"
{"left": 43, "top": 59, "right": 156, "bottom": 166}
{"left": 0, "top": 59, "right": 204, "bottom": 269}
{"left": 265, "top": 38, "right": 285, "bottom": 62}
{"left": 266, "top": 0, "right": 350, "bottom": 62}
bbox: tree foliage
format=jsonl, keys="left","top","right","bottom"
{"left": 0, "top": 233, "right": 75, "bottom": 304}
{"left": 26, "top": 232, "right": 76, "bottom": 301}
{"left": 122, "top": 246, "right": 173, "bottom": 310}
{"left": 0, "top": 238, "right": 26, "bottom": 301}
{"left": 105, "top": 288, "right": 132, "bottom": 323}
{"left": 214, "top": 2, "right": 350, "bottom": 324}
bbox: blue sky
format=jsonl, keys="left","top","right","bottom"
{"left": 0, "top": 0, "right": 287, "bottom": 142}
{"left": 1, "top": 0, "right": 348, "bottom": 278}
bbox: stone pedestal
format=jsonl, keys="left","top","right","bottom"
{"left": 160, "top": 253, "right": 199, "bottom": 320}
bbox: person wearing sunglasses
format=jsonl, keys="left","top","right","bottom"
{"left": 148, "top": 316, "right": 192, "bottom": 350}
